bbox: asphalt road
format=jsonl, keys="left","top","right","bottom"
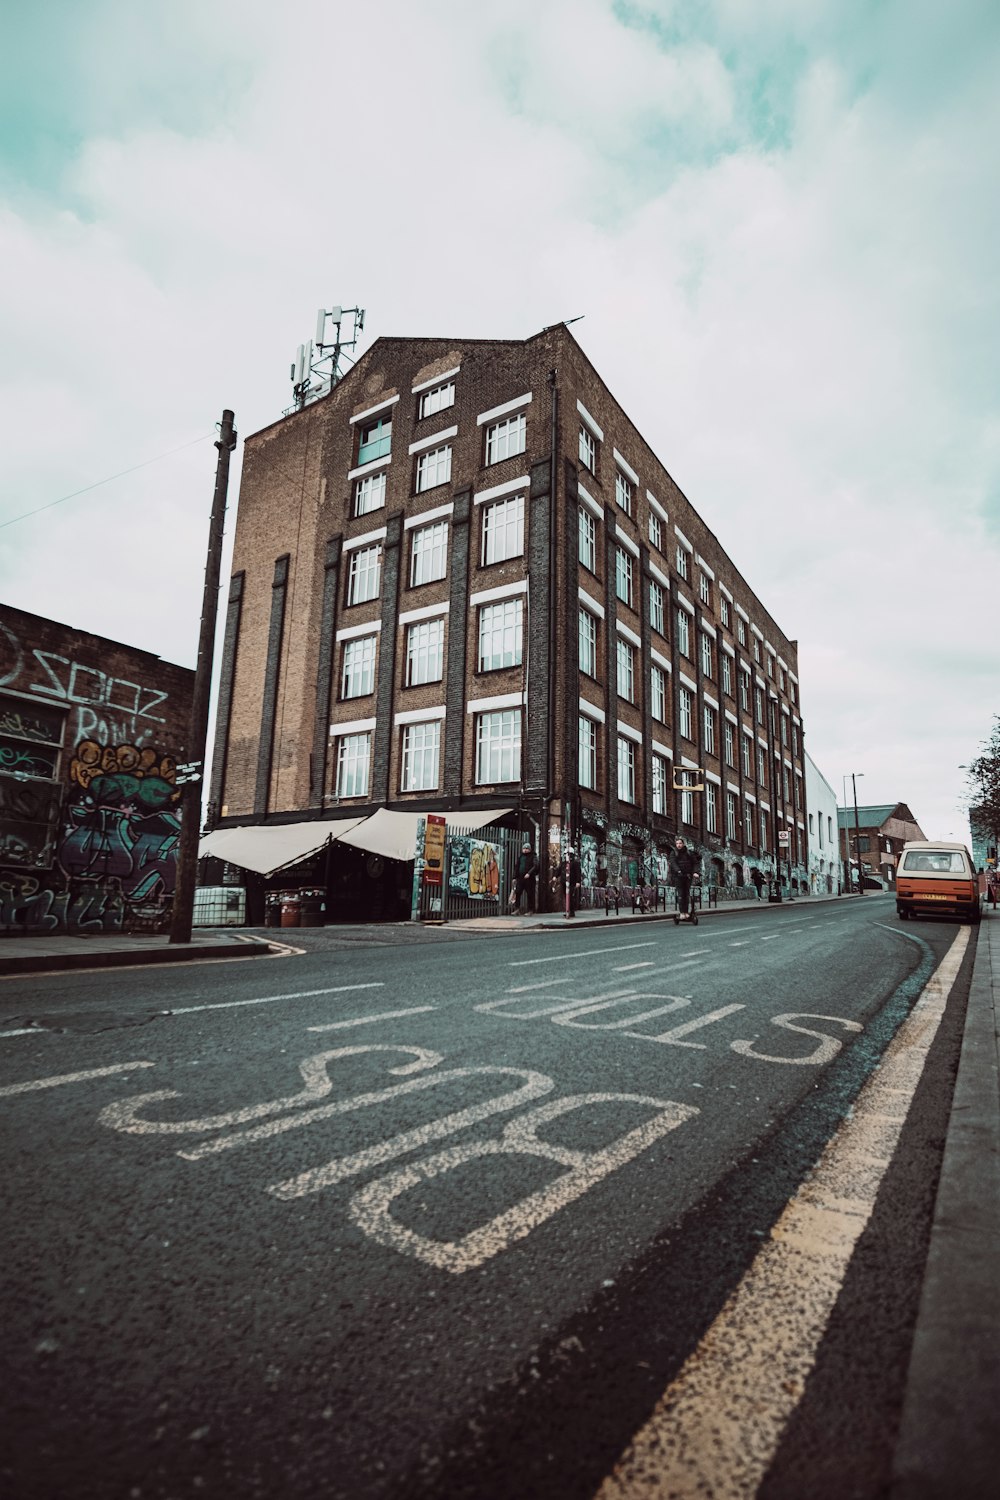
{"left": 0, "top": 896, "right": 975, "bottom": 1499}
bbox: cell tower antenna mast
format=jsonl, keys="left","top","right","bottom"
{"left": 288, "top": 304, "right": 366, "bottom": 413}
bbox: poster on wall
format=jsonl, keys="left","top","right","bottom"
{"left": 423, "top": 814, "right": 446, "bottom": 886}
{"left": 447, "top": 836, "right": 501, "bottom": 900}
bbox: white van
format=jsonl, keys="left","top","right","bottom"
{"left": 895, "top": 841, "right": 980, "bottom": 924}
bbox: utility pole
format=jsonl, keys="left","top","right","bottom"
{"left": 170, "top": 409, "right": 238, "bottom": 944}
{"left": 852, "top": 771, "right": 864, "bottom": 897}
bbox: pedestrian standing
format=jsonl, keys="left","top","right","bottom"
{"left": 669, "top": 835, "right": 698, "bottom": 921}
{"left": 513, "top": 841, "right": 538, "bottom": 914}
{"left": 751, "top": 866, "right": 764, "bottom": 901}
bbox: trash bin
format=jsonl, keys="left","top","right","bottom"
{"left": 280, "top": 889, "right": 301, "bottom": 928}
{"left": 299, "top": 888, "right": 326, "bottom": 927}
{"left": 768, "top": 882, "right": 782, "bottom": 903}
{"left": 265, "top": 892, "right": 282, "bottom": 928}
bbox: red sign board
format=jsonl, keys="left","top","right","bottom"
{"left": 423, "top": 815, "right": 446, "bottom": 886}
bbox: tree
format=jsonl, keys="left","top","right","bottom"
{"left": 965, "top": 715, "right": 1000, "bottom": 861}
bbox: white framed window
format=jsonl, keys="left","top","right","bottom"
{"left": 740, "top": 671, "right": 750, "bottom": 711}
{"left": 485, "top": 413, "right": 526, "bottom": 465}
{"left": 758, "top": 746, "right": 767, "bottom": 784}
{"left": 478, "top": 599, "right": 523, "bottom": 672}
{"left": 400, "top": 720, "right": 440, "bottom": 792}
{"left": 706, "top": 782, "right": 718, "bottom": 833}
{"left": 354, "top": 471, "right": 386, "bottom": 517}
{"left": 681, "top": 786, "right": 694, "bottom": 825}
{"left": 791, "top": 681, "right": 797, "bottom": 706}
{"left": 766, "top": 652, "right": 774, "bottom": 679}
{"left": 677, "top": 609, "right": 690, "bottom": 658}
{"left": 335, "top": 732, "right": 371, "bottom": 798}
{"left": 792, "top": 725, "right": 799, "bottom": 757}
{"left": 616, "top": 638, "right": 635, "bottom": 702}
{"left": 482, "top": 494, "right": 525, "bottom": 565}
{"left": 737, "top": 617, "right": 747, "bottom": 647}
{"left": 615, "top": 471, "right": 633, "bottom": 516}
{"left": 726, "top": 790, "right": 738, "bottom": 840}
{"left": 410, "top": 521, "right": 449, "bottom": 586}
{"left": 475, "top": 709, "right": 521, "bottom": 784}
{"left": 724, "top": 720, "right": 735, "bottom": 767}
{"left": 579, "top": 609, "right": 598, "bottom": 677}
{"left": 341, "top": 635, "right": 377, "bottom": 699}
{"left": 648, "top": 512, "right": 662, "bottom": 551}
{"left": 742, "top": 734, "right": 752, "bottom": 778}
{"left": 755, "top": 687, "right": 764, "bottom": 723}
{"left": 699, "top": 573, "right": 711, "bottom": 606}
{"left": 579, "top": 425, "right": 596, "bottom": 473}
{"left": 416, "top": 444, "right": 452, "bottom": 493}
{"left": 419, "top": 381, "right": 455, "bottom": 420}
{"left": 720, "top": 596, "right": 730, "bottom": 628}
{"left": 703, "top": 705, "right": 715, "bottom": 755}
{"left": 781, "top": 714, "right": 789, "bottom": 746}
{"left": 779, "top": 667, "right": 786, "bottom": 692}
{"left": 721, "top": 654, "right": 732, "bottom": 697}
{"left": 651, "top": 664, "right": 666, "bottom": 723}
{"left": 617, "top": 736, "right": 636, "bottom": 803}
{"left": 347, "top": 545, "right": 382, "bottom": 605}
{"left": 405, "top": 618, "right": 445, "bottom": 685}
{"left": 652, "top": 755, "right": 668, "bottom": 814}
{"left": 579, "top": 716, "right": 597, "bottom": 790}
{"left": 679, "top": 686, "right": 693, "bottom": 739}
{"left": 744, "top": 803, "right": 754, "bottom": 844}
{"left": 753, "top": 636, "right": 761, "bottom": 663}
{"left": 649, "top": 580, "right": 664, "bottom": 635}
{"left": 784, "top": 766, "right": 791, "bottom": 801}
{"left": 676, "top": 545, "right": 689, "bottom": 580}
{"left": 760, "top": 809, "right": 769, "bottom": 852}
{"left": 357, "top": 415, "right": 391, "bottom": 465}
{"left": 700, "top": 633, "right": 712, "bottom": 678}
{"left": 615, "top": 548, "right": 634, "bottom": 608}
{"left": 578, "top": 508, "right": 596, "bottom": 571}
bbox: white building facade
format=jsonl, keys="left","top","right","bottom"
{"left": 805, "top": 753, "right": 841, "bottom": 895}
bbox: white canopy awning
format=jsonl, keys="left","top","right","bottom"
{"left": 337, "top": 807, "right": 512, "bottom": 864}
{"left": 198, "top": 817, "right": 366, "bottom": 877}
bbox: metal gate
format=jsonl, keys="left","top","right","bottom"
{"left": 413, "top": 821, "right": 521, "bottom": 923}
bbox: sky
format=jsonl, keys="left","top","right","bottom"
{"left": 1, "top": 0, "right": 998, "bottom": 842}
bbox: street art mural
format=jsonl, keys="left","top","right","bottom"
{"left": 447, "top": 837, "right": 500, "bottom": 900}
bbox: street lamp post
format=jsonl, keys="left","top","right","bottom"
{"left": 842, "top": 772, "right": 864, "bottom": 895}
{"left": 852, "top": 772, "right": 864, "bottom": 896}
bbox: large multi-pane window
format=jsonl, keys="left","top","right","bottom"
{"left": 726, "top": 790, "right": 738, "bottom": 840}
{"left": 721, "top": 653, "right": 732, "bottom": 697}
{"left": 475, "top": 709, "right": 521, "bottom": 783}
{"left": 744, "top": 803, "right": 754, "bottom": 844}
{"left": 615, "top": 471, "right": 633, "bottom": 516}
{"left": 681, "top": 786, "right": 694, "bottom": 825}
{"left": 737, "top": 617, "right": 747, "bottom": 647}
{"left": 416, "top": 445, "right": 452, "bottom": 493}
{"left": 676, "top": 545, "right": 689, "bottom": 580}
{"left": 341, "top": 635, "right": 377, "bottom": 699}
{"left": 720, "top": 596, "right": 731, "bottom": 628}
{"left": 400, "top": 720, "right": 440, "bottom": 791}
{"left": 335, "top": 732, "right": 371, "bottom": 798}
{"left": 616, "top": 639, "right": 635, "bottom": 702}
{"left": 651, "top": 665, "right": 666, "bottom": 723}
{"left": 579, "top": 425, "right": 596, "bottom": 473}
{"left": 649, "top": 581, "right": 664, "bottom": 635}
{"left": 699, "top": 574, "right": 711, "bottom": 606}
{"left": 753, "top": 636, "right": 762, "bottom": 663}
{"left": 478, "top": 599, "right": 523, "bottom": 672}
{"left": 485, "top": 413, "right": 526, "bottom": 465}
{"left": 405, "top": 618, "right": 445, "bottom": 685}
{"left": 354, "top": 471, "right": 386, "bottom": 517}
{"left": 679, "top": 686, "right": 693, "bottom": 739}
{"left": 648, "top": 511, "right": 662, "bottom": 551}
{"left": 615, "top": 548, "right": 634, "bottom": 608}
{"left": 740, "top": 671, "right": 750, "bottom": 711}
{"left": 579, "top": 609, "right": 598, "bottom": 676}
{"left": 760, "top": 810, "right": 769, "bottom": 852}
{"left": 705, "top": 782, "right": 718, "bottom": 833}
{"left": 767, "top": 653, "right": 774, "bottom": 679}
{"left": 419, "top": 381, "right": 454, "bottom": 419}
{"left": 578, "top": 508, "right": 596, "bottom": 571}
{"left": 757, "top": 746, "right": 767, "bottom": 784}
{"left": 724, "top": 720, "right": 735, "bottom": 767}
{"left": 482, "top": 494, "right": 524, "bottom": 565}
{"left": 742, "top": 734, "right": 752, "bottom": 777}
{"left": 700, "top": 633, "right": 712, "bottom": 678}
{"left": 781, "top": 714, "right": 789, "bottom": 746}
{"left": 358, "top": 415, "right": 391, "bottom": 465}
{"left": 755, "top": 687, "right": 765, "bottom": 723}
{"left": 652, "top": 755, "right": 668, "bottom": 814}
{"left": 579, "top": 716, "right": 597, "bottom": 790}
{"left": 410, "top": 521, "right": 449, "bottom": 586}
{"left": 347, "top": 545, "right": 382, "bottom": 605}
{"left": 703, "top": 705, "right": 715, "bottom": 755}
{"left": 617, "top": 736, "right": 636, "bottom": 803}
{"left": 676, "top": 608, "right": 690, "bottom": 658}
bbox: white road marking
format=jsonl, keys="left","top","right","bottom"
{"left": 506, "top": 979, "right": 574, "bottom": 993}
{"left": 168, "top": 982, "right": 384, "bottom": 1015}
{"left": 680, "top": 950, "right": 710, "bottom": 958}
{"left": 644, "top": 1004, "right": 746, "bottom": 1048}
{"left": 308, "top": 1006, "right": 435, "bottom": 1031}
{"left": 641, "top": 961, "right": 704, "bottom": 978}
{"left": 1, "top": 1028, "right": 42, "bottom": 1039}
{"left": 0, "top": 1061, "right": 154, "bottom": 1098}
{"left": 728, "top": 941, "right": 750, "bottom": 947}
{"left": 597, "top": 923, "right": 970, "bottom": 1499}
{"left": 613, "top": 962, "right": 656, "bottom": 972}
{"left": 761, "top": 934, "right": 781, "bottom": 941}
{"left": 509, "top": 943, "right": 655, "bottom": 967}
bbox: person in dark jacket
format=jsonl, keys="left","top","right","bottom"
{"left": 513, "top": 841, "right": 538, "bottom": 914}
{"left": 668, "top": 835, "right": 698, "bottom": 920}
{"left": 751, "top": 866, "right": 765, "bottom": 900}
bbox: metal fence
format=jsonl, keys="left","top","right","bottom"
{"left": 414, "top": 822, "right": 521, "bottom": 923}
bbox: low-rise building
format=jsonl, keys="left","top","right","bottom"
{"left": 837, "top": 802, "right": 925, "bottom": 889}
{"left": 804, "top": 754, "right": 840, "bottom": 894}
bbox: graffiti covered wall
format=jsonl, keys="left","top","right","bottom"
{"left": 0, "top": 606, "right": 194, "bottom": 934}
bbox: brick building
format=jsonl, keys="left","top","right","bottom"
{"left": 207, "top": 325, "right": 808, "bottom": 918}
{"left": 837, "top": 802, "right": 925, "bottom": 888}
{"left": 0, "top": 604, "right": 194, "bottom": 934}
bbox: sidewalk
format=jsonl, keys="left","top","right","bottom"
{"left": 0, "top": 929, "right": 272, "bottom": 977}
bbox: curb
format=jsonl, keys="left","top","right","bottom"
{"left": 0, "top": 940, "right": 275, "bottom": 978}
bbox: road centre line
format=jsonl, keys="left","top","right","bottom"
{"left": 1, "top": 1028, "right": 41, "bottom": 1039}
{"left": 761, "top": 934, "right": 781, "bottom": 941}
{"left": 613, "top": 963, "right": 656, "bottom": 972}
{"left": 168, "top": 983, "right": 385, "bottom": 1015}
{"left": 0, "top": 1061, "right": 154, "bottom": 1098}
{"left": 506, "top": 979, "right": 574, "bottom": 993}
{"left": 308, "top": 1007, "right": 436, "bottom": 1032}
{"left": 596, "top": 923, "right": 971, "bottom": 1500}
{"left": 729, "top": 941, "right": 750, "bottom": 947}
{"left": 509, "top": 943, "right": 655, "bottom": 967}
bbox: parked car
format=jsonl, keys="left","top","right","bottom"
{"left": 895, "top": 841, "right": 980, "bottom": 924}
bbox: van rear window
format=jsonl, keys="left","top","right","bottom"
{"left": 900, "top": 851, "right": 966, "bottom": 873}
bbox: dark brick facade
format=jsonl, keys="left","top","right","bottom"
{"left": 214, "top": 326, "right": 808, "bottom": 898}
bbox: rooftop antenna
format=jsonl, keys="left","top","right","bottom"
{"left": 288, "top": 304, "right": 366, "bottom": 412}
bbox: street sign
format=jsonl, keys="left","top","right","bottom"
{"left": 778, "top": 831, "right": 790, "bottom": 847}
